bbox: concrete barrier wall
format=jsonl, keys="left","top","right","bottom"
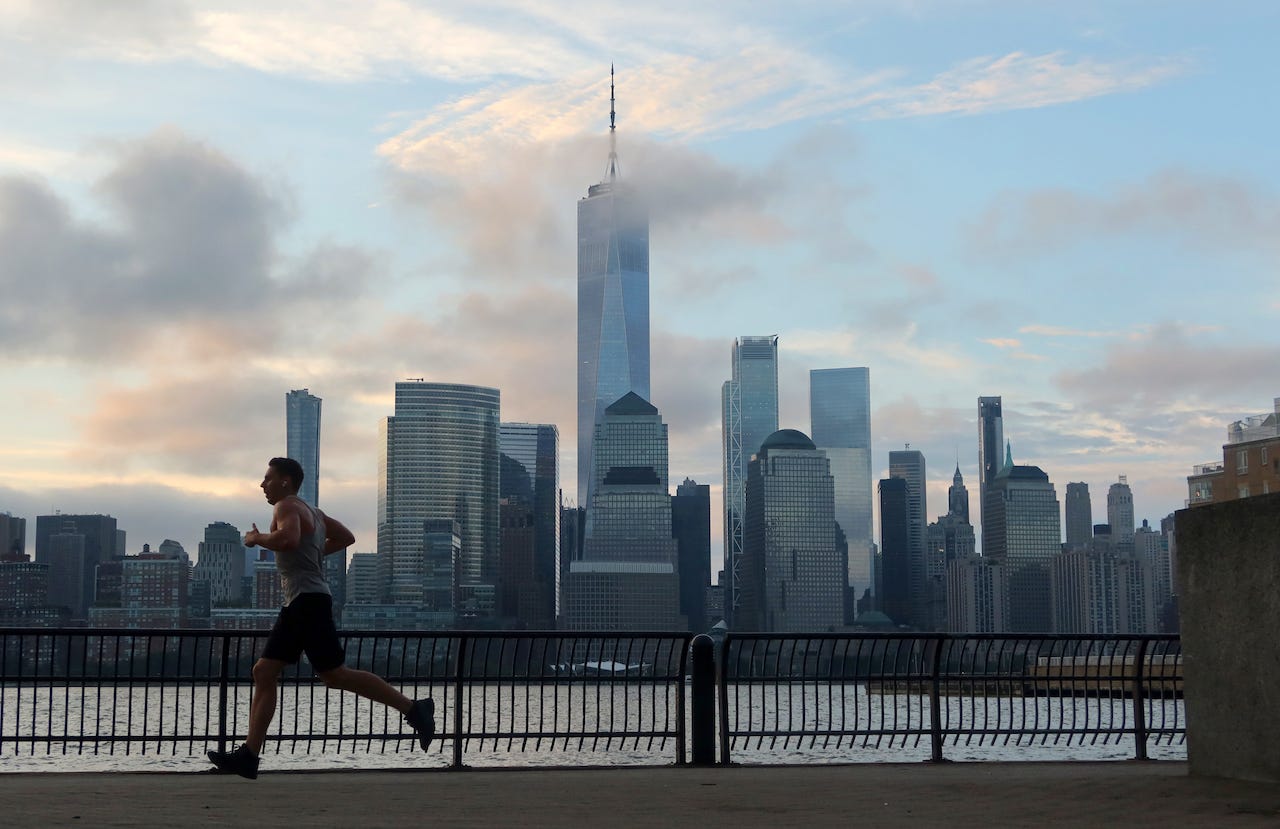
{"left": 1176, "top": 492, "right": 1280, "bottom": 783}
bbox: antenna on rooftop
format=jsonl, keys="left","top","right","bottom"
{"left": 606, "top": 64, "right": 619, "bottom": 182}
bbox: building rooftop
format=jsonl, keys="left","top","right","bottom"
{"left": 760, "top": 429, "right": 816, "bottom": 452}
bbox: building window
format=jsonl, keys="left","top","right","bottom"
{"left": 1263, "top": 447, "right": 1270, "bottom": 465}
{"left": 1237, "top": 449, "right": 1249, "bottom": 473}
{"left": 1239, "top": 485, "right": 1250, "bottom": 499}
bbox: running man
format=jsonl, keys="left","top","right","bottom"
{"left": 208, "top": 457, "right": 435, "bottom": 779}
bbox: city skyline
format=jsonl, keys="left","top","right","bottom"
{"left": 1, "top": 4, "right": 1276, "bottom": 575}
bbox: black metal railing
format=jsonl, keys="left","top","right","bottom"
{"left": 718, "top": 633, "right": 1184, "bottom": 764}
{"left": 0, "top": 629, "right": 1184, "bottom": 769}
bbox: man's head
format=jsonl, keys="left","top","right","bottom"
{"left": 262, "top": 457, "right": 305, "bottom": 504}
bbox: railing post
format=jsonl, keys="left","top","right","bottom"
{"left": 929, "top": 636, "right": 945, "bottom": 763}
{"left": 452, "top": 634, "right": 467, "bottom": 770}
{"left": 1131, "top": 637, "right": 1150, "bottom": 761}
{"left": 217, "top": 634, "right": 231, "bottom": 755}
{"left": 718, "top": 635, "right": 732, "bottom": 765}
{"left": 690, "top": 634, "right": 715, "bottom": 766}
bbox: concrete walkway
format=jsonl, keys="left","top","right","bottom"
{"left": 2, "top": 762, "right": 1278, "bottom": 827}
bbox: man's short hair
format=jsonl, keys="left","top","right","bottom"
{"left": 268, "top": 457, "right": 306, "bottom": 492}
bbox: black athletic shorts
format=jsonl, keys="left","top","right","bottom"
{"left": 261, "top": 593, "right": 345, "bottom": 672}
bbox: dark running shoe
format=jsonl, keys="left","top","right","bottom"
{"left": 405, "top": 698, "right": 436, "bottom": 751}
{"left": 207, "top": 744, "right": 260, "bottom": 779}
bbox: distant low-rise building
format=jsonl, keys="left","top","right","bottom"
{"left": 1188, "top": 397, "right": 1280, "bottom": 506}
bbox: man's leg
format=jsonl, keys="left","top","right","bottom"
{"left": 246, "top": 658, "right": 287, "bottom": 754}
{"left": 317, "top": 665, "right": 410, "bottom": 713}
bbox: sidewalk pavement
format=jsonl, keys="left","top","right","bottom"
{"left": 1, "top": 762, "right": 1278, "bottom": 828}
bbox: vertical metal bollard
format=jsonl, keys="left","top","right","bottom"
{"left": 1131, "top": 638, "right": 1150, "bottom": 761}
{"left": 217, "top": 635, "right": 231, "bottom": 755}
{"left": 690, "top": 634, "right": 716, "bottom": 766}
{"left": 452, "top": 634, "right": 467, "bottom": 769}
{"left": 929, "top": 636, "right": 945, "bottom": 763}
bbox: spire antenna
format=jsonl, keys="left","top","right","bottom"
{"left": 607, "top": 64, "right": 619, "bottom": 182}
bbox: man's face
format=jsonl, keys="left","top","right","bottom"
{"left": 260, "top": 466, "right": 293, "bottom": 505}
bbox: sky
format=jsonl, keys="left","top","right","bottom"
{"left": 1, "top": 1, "right": 1277, "bottom": 572}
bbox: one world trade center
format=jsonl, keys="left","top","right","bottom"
{"left": 577, "top": 68, "right": 649, "bottom": 504}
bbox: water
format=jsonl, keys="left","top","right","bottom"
{"left": 0, "top": 682, "right": 1186, "bottom": 773}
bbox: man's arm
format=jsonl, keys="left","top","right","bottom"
{"left": 321, "top": 513, "right": 355, "bottom": 556}
{"left": 244, "top": 501, "right": 303, "bottom": 552}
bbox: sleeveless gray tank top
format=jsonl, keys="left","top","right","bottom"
{"left": 275, "top": 497, "right": 330, "bottom": 605}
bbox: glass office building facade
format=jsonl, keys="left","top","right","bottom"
{"left": 500, "top": 423, "right": 560, "bottom": 626}
{"left": 285, "top": 389, "right": 321, "bottom": 507}
{"left": 809, "top": 367, "right": 873, "bottom": 598}
{"left": 379, "top": 382, "right": 500, "bottom": 610}
{"left": 721, "top": 335, "right": 779, "bottom": 623}
{"left": 977, "top": 396, "right": 1004, "bottom": 556}
{"left": 577, "top": 179, "right": 649, "bottom": 505}
{"left": 984, "top": 462, "right": 1061, "bottom": 632}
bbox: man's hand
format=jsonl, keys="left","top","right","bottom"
{"left": 244, "top": 524, "right": 263, "bottom": 548}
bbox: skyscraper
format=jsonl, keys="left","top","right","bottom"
{"left": 740, "top": 430, "right": 843, "bottom": 632}
{"left": 928, "top": 466, "right": 975, "bottom": 630}
{"left": 1107, "top": 476, "right": 1136, "bottom": 555}
{"left": 577, "top": 70, "right": 649, "bottom": 505}
{"left": 878, "top": 476, "right": 910, "bottom": 626}
{"left": 809, "top": 367, "right": 874, "bottom": 600}
{"left": 722, "top": 335, "right": 779, "bottom": 624}
{"left": 378, "top": 382, "right": 500, "bottom": 615}
{"left": 194, "top": 522, "right": 246, "bottom": 607}
{"left": 563, "top": 392, "right": 682, "bottom": 630}
{"left": 0, "top": 513, "right": 25, "bottom": 558}
{"left": 672, "top": 478, "right": 711, "bottom": 633}
{"left": 889, "top": 448, "right": 927, "bottom": 628}
{"left": 35, "top": 514, "right": 119, "bottom": 619}
{"left": 983, "top": 444, "right": 1061, "bottom": 632}
{"left": 977, "top": 396, "right": 1003, "bottom": 555}
{"left": 1064, "top": 482, "right": 1092, "bottom": 551}
{"left": 286, "top": 389, "right": 321, "bottom": 506}
{"left": 499, "top": 423, "right": 560, "bottom": 627}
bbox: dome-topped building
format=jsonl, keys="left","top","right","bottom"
{"left": 758, "top": 428, "right": 817, "bottom": 453}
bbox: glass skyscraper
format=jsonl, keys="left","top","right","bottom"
{"left": 500, "top": 422, "right": 560, "bottom": 626}
{"left": 809, "top": 367, "right": 873, "bottom": 598}
{"left": 576, "top": 87, "right": 649, "bottom": 505}
{"left": 1064, "top": 482, "right": 1092, "bottom": 551}
{"left": 721, "top": 335, "right": 779, "bottom": 624}
{"left": 740, "top": 429, "right": 843, "bottom": 632}
{"left": 285, "top": 389, "right": 321, "bottom": 506}
{"left": 983, "top": 446, "right": 1061, "bottom": 632}
{"left": 977, "top": 396, "right": 1004, "bottom": 556}
{"left": 889, "top": 449, "right": 928, "bottom": 628}
{"left": 378, "top": 382, "right": 500, "bottom": 611}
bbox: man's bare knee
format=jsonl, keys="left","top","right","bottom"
{"left": 252, "top": 658, "right": 285, "bottom": 686}
{"left": 318, "top": 666, "right": 349, "bottom": 689}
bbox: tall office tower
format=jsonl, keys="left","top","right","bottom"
{"left": 889, "top": 449, "right": 928, "bottom": 628}
{"left": 499, "top": 501, "right": 549, "bottom": 628}
{"left": 809, "top": 367, "right": 874, "bottom": 600}
{"left": 564, "top": 393, "right": 682, "bottom": 630}
{"left": 0, "top": 551, "right": 53, "bottom": 625}
{"left": 1, "top": 513, "right": 26, "bottom": 557}
{"left": 1063, "top": 483, "right": 1092, "bottom": 551}
{"left": 1107, "top": 476, "right": 1136, "bottom": 555}
{"left": 558, "top": 505, "right": 585, "bottom": 622}
{"left": 423, "top": 519, "right": 460, "bottom": 624}
{"left": 345, "top": 553, "right": 381, "bottom": 605}
{"left": 983, "top": 444, "right": 1061, "bottom": 632}
{"left": 500, "top": 423, "right": 560, "bottom": 627}
{"left": 672, "top": 478, "right": 711, "bottom": 633}
{"left": 977, "top": 397, "right": 1004, "bottom": 555}
{"left": 878, "top": 477, "right": 910, "bottom": 625}
{"left": 194, "top": 522, "right": 246, "bottom": 606}
{"left": 286, "top": 389, "right": 322, "bottom": 506}
{"left": 577, "top": 69, "right": 649, "bottom": 506}
{"left": 35, "top": 514, "right": 119, "bottom": 619}
{"left": 722, "top": 335, "right": 779, "bottom": 624}
{"left": 1050, "top": 547, "right": 1156, "bottom": 634}
{"left": 947, "top": 464, "right": 970, "bottom": 524}
{"left": 1158, "top": 513, "right": 1179, "bottom": 632}
{"left": 927, "top": 467, "right": 975, "bottom": 630}
{"left": 738, "top": 430, "right": 843, "bottom": 632}
{"left": 378, "top": 382, "right": 500, "bottom": 613}
{"left": 946, "top": 556, "right": 1006, "bottom": 632}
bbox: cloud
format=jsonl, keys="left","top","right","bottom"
{"left": 867, "top": 50, "right": 1188, "bottom": 119}
{"left": 1019, "top": 324, "right": 1119, "bottom": 339}
{"left": 1054, "top": 323, "right": 1280, "bottom": 412}
{"left": 982, "top": 338, "right": 1021, "bottom": 349}
{"left": 970, "top": 168, "right": 1280, "bottom": 257}
{"left": 0, "top": 128, "right": 378, "bottom": 362}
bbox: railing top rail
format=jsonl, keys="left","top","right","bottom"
{"left": 0, "top": 627, "right": 697, "bottom": 640}
{"left": 723, "top": 632, "right": 1181, "bottom": 642}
